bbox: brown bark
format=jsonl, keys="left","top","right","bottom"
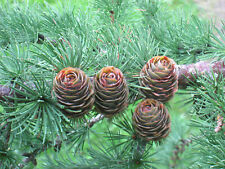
{"left": 177, "top": 60, "right": 225, "bottom": 89}
{"left": 0, "top": 85, "right": 13, "bottom": 100}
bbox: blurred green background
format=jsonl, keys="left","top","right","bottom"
{"left": 0, "top": 0, "right": 198, "bottom": 11}
{"left": 0, "top": 0, "right": 222, "bottom": 168}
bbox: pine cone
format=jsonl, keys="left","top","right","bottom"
{"left": 53, "top": 67, "right": 95, "bottom": 118}
{"left": 94, "top": 66, "right": 129, "bottom": 117}
{"left": 132, "top": 99, "right": 171, "bottom": 141}
{"left": 139, "top": 56, "right": 178, "bottom": 102}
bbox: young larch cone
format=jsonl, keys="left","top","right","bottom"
{"left": 132, "top": 99, "right": 171, "bottom": 141}
{"left": 139, "top": 56, "right": 178, "bottom": 102}
{"left": 53, "top": 67, "right": 95, "bottom": 118}
{"left": 94, "top": 66, "right": 129, "bottom": 117}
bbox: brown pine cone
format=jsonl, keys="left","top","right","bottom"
{"left": 132, "top": 99, "right": 171, "bottom": 141}
{"left": 94, "top": 66, "right": 129, "bottom": 117}
{"left": 139, "top": 56, "right": 178, "bottom": 102}
{"left": 53, "top": 67, "right": 95, "bottom": 118}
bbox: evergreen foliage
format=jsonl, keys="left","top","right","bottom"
{"left": 0, "top": 0, "right": 224, "bottom": 168}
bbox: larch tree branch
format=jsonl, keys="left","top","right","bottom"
{"left": 177, "top": 60, "right": 225, "bottom": 89}
{"left": 170, "top": 138, "right": 193, "bottom": 168}
{"left": 17, "top": 114, "right": 105, "bottom": 168}
{"left": 86, "top": 114, "right": 105, "bottom": 128}
{"left": 0, "top": 60, "right": 224, "bottom": 99}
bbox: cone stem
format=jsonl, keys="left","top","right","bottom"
{"left": 86, "top": 114, "right": 105, "bottom": 128}
{"left": 133, "top": 139, "right": 148, "bottom": 163}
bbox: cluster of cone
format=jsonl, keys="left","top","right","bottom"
{"left": 53, "top": 66, "right": 129, "bottom": 118}
{"left": 52, "top": 56, "right": 178, "bottom": 142}
{"left": 133, "top": 56, "right": 178, "bottom": 142}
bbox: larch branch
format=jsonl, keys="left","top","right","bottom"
{"left": 0, "top": 60, "right": 224, "bottom": 98}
